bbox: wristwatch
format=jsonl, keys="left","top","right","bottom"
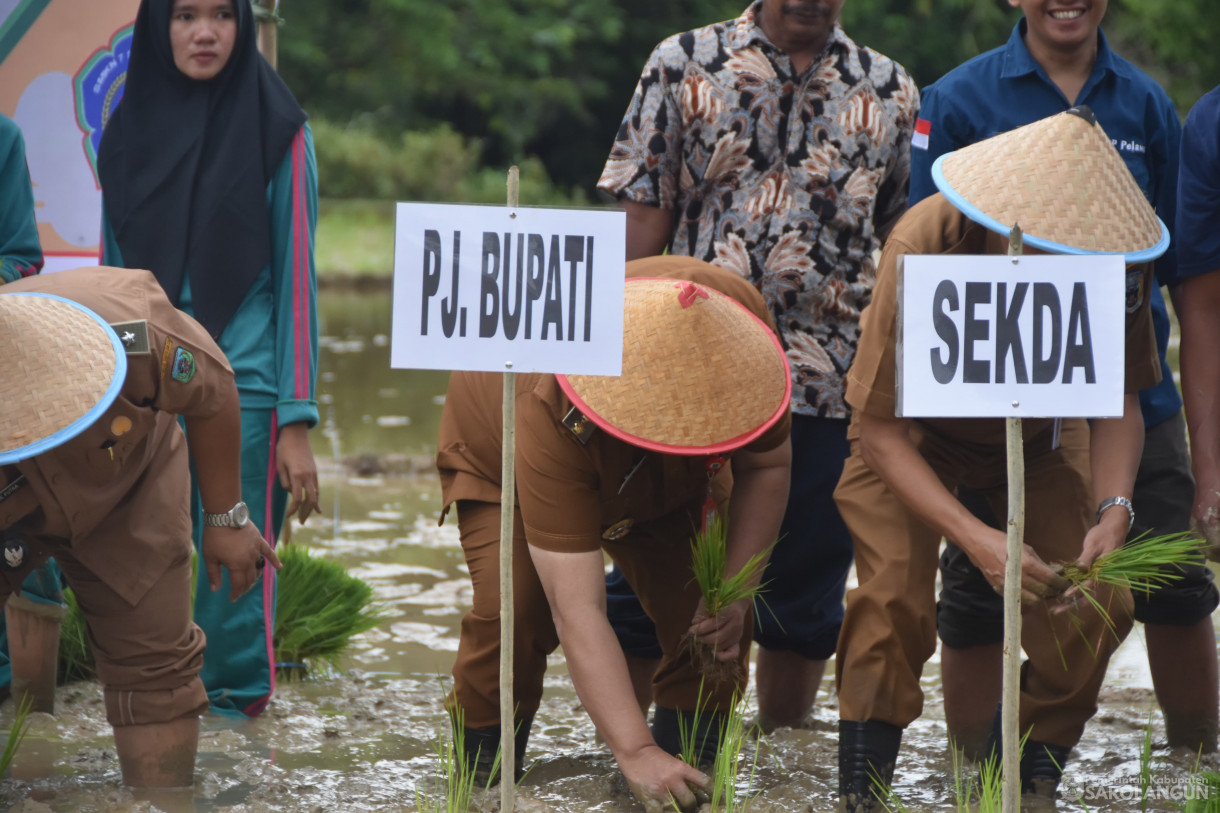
{"left": 1096, "top": 496, "right": 1135, "bottom": 531}
{"left": 203, "top": 500, "right": 250, "bottom": 528}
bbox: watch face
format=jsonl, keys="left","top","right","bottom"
{"left": 232, "top": 502, "right": 250, "bottom": 527}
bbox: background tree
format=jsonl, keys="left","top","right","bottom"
{"left": 278, "top": 0, "right": 1213, "bottom": 201}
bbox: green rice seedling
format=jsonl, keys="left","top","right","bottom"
{"left": 1060, "top": 532, "right": 1206, "bottom": 633}
{"left": 974, "top": 747, "right": 1004, "bottom": 813}
{"left": 688, "top": 514, "right": 775, "bottom": 683}
{"left": 871, "top": 767, "right": 907, "bottom": 812}
{"left": 57, "top": 588, "right": 95, "bottom": 684}
{"left": 415, "top": 704, "right": 502, "bottom": 813}
{"left": 1139, "top": 710, "right": 1155, "bottom": 812}
{"left": 273, "top": 544, "right": 384, "bottom": 679}
{"left": 675, "top": 680, "right": 712, "bottom": 770}
{"left": 673, "top": 685, "right": 760, "bottom": 812}
{"left": 0, "top": 694, "right": 34, "bottom": 775}
{"left": 709, "top": 691, "right": 761, "bottom": 813}
{"left": 875, "top": 741, "right": 1005, "bottom": 813}
{"left": 1180, "top": 769, "right": 1220, "bottom": 812}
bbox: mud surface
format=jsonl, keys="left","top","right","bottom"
{"left": 2, "top": 469, "right": 1216, "bottom": 813}
{"left": 1, "top": 295, "right": 1216, "bottom": 812}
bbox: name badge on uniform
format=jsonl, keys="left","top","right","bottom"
{"left": 110, "top": 320, "right": 151, "bottom": 355}
{"left": 563, "top": 407, "right": 595, "bottom": 445}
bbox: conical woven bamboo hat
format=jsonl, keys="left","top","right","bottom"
{"left": 557, "top": 276, "right": 791, "bottom": 455}
{"left": 932, "top": 106, "right": 1168, "bottom": 262}
{"left": 0, "top": 293, "right": 127, "bottom": 464}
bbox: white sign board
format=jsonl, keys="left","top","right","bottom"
{"left": 898, "top": 254, "right": 1127, "bottom": 418}
{"left": 391, "top": 203, "right": 626, "bottom": 374}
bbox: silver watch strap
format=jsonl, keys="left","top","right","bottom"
{"left": 1096, "top": 496, "right": 1135, "bottom": 531}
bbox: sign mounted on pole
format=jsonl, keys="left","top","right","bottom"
{"left": 391, "top": 203, "right": 626, "bottom": 376}
{"left": 897, "top": 253, "right": 1127, "bottom": 418}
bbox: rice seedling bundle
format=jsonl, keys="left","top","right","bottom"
{"left": 1059, "top": 531, "right": 1207, "bottom": 631}
{"left": 54, "top": 546, "right": 381, "bottom": 684}
{"left": 273, "top": 544, "right": 383, "bottom": 679}
{"left": 687, "top": 514, "right": 774, "bottom": 683}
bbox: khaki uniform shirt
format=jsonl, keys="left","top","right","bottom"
{"left": 846, "top": 195, "right": 1160, "bottom": 443}
{"left": 438, "top": 257, "right": 792, "bottom": 553}
{"left": 0, "top": 267, "right": 234, "bottom": 604}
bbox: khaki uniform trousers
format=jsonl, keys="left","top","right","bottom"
{"left": 833, "top": 419, "right": 1133, "bottom": 747}
{"left": 451, "top": 500, "right": 749, "bottom": 730}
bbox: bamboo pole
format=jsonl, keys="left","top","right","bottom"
{"left": 253, "top": 0, "right": 278, "bottom": 69}
{"left": 1001, "top": 224, "right": 1025, "bottom": 813}
{"left": 499, "top": 166, "right": 520, "bottom": 813}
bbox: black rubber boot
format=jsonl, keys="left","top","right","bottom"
{"left": 838, "top": 720, "right": 902, "bottom": 813}
{"left": 983, "top": 707, "right": 1070, "bottom": 798}
{"left": 651, "top": 706, "right": 726, "bottom": 768}
{"left": 461, "top": 716, "right": 533, "bottom": 786}
{"left": 1020, "top": 740, "right": 1071, "bottom": 798}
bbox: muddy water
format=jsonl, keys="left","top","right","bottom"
{"left": 2, "top": 289, "right": 1218, "bottom": 812}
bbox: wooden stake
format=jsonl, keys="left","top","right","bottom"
{"left": 499, "top": 165, "right": 520, "bottom": 813}
{"left": 253, "top": 0, "right": 278, "bottom": 68}
{"left": 1002, "top": 224, "right": 1025, "bottom": 813}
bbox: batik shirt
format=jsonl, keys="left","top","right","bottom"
{"left": 598, "top": 2, "right": 918, "bottom": 417}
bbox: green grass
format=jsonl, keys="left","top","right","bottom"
{"left": 315, "top": 199, "right": 396, "bottom": 280}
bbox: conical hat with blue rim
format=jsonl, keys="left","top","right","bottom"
{"left": 932, "top": 106, "right": 1168, "bottom": 263}
{"left": 0, "top": 293, "right": 126, "bottom": 464}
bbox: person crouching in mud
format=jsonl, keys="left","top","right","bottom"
{"left": 436, "top": 255, "right": 792, "bottom": 810}
{"left": 833, "top": 107, "right": 1165, "bottom": 810}
{"left": 0, "top": 266, "right": 279, "bottom": 807}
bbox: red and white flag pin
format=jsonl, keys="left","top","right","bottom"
{"left": 912, "top": 118, "right": 931, "bottom": 150}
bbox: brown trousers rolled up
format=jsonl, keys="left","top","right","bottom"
{"left": 834, "top": 419, "right": 1133, "bottom": 747}
{"left": 450, "top": 500, "right": 748, "bottom": 729}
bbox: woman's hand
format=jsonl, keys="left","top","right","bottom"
{"left": 276, "top": 422, "right": 320, "bottom": 524}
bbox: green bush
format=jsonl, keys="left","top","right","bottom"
{"left": 312, "top": 118, "right": 587, "bottom": 206}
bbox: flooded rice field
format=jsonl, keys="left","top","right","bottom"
{"left": 2, "top": 290, "right": 1218, "bottom": 812}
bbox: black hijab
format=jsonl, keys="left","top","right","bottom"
{"left": 97, "top": 0, "right": 306, "bottom": 338}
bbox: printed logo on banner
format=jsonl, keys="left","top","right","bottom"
{"left": 0, "top": 0, "right": 51, "bottom": 64}
{"left": 73, "top": 25, "right": 133, "bottom": 185}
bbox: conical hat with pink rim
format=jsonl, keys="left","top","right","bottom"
{"left": 557, "top": 273, "right": 791, "bottom": 455}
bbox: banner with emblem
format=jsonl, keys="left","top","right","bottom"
{"left": 0, "top": 0, "right": 140, "bottom": 273}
